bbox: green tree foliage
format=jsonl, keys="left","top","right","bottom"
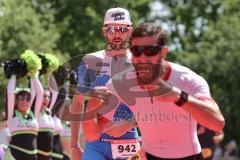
{"left": 49, "top": 0, "right": 151, "bottom": 56}
{"left": 0, "top": 0, "right": 59, "bottom": 59}
{"left": 153, "top": 0, "right": 222, "bottom": 52}
{"left": 170, "top": 0, "right": 240, "bottom": 144}
{"left": 200, "top": 0, "right": 239, "bottom": 145}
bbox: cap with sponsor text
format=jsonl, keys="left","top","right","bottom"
{"left": 104, "top": 7, "right": 132, "bottom": 25}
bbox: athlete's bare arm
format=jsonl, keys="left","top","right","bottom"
{"left": 70, "top": 93, "right": 84, "bottom": 145}
{"left": 70, "top": 94, "right": 84, "bottom": 160}
{"left": 152, "top": 82, "right": 225, "bottom": 132}
{"left": 182, "top": 93, "right": 224, "bottom": 131}
{"left": 82, "top": 86, "right": 113, "bottom": 140}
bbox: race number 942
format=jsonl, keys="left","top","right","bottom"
{"left": 118, "top": 144, "right": 136, "bottom": 153}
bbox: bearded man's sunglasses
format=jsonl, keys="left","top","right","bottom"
{"left": 130, "top": 45, "right": 163, "bottom": 57}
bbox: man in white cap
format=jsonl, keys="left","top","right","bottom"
{"left": 71, "top": 7, "right": 140, "bottom": 160}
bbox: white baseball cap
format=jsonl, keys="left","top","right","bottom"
{"left": 104, "top": 7, "right": 132, "bottom": 25}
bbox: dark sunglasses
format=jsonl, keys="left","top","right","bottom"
{"left": 130, "top": 45, "right": 162, "bottom": 57}
{"left": 17, "top": 95, "right": 31, "bottom": 102}
{"left": 44, "top": 94, "right": 51, "bottom": 99}
{"left": 105, "top": 26, "right": 129, "bottom": 34}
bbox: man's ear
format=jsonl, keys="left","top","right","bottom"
{"left": 160, "top": 46, "right": 168, "bottom": 57}
{"left": 127, "top": 27, "right": 133, "bottom": 36}
{"left": 102, "top": 27, "right": 107, "bottom": 37}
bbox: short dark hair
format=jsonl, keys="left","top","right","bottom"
{"left": 131, "top": 22, "right": 168, "bottom": 47}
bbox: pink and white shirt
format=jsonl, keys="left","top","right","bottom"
{"left": 106, "top": 61, "right": 212, "bottom": 158}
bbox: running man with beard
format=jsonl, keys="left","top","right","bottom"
{"left": 71, "top": 7, "right": 140, "bottom": 160}
{"left": 92, "top": 23, "right": 225, "bottom": 160}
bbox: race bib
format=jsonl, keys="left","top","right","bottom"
{"left": 111, "top": 139, "right": 141, "bottom": 159}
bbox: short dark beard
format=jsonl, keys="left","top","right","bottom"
{"left": 107, "top": 41, "right": 128, "bottom": 51}
{"left": 135, "top": 61, "right": 166, "bottom": 86}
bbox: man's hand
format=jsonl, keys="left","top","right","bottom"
{"left": 102, "top": 120, "right": 135, "bottom": 137}
{"left": 89, "top": 86, "right": 112, "bottom": 104}
{"left": 71, "top": 147, "right": 83, "bottom": 160}
{"left": 82, "top": 86, "right": 113, "bottom": 120}
{"left": 213, "top": 130, "right": 224, "bottom": 145}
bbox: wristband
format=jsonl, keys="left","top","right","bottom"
{"left": 175, "top": 91, "right": 188, "bottom": 107}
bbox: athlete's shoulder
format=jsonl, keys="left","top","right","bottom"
{"left": 84, "top": 50, "right": 106, "bottom": 59}
{"left": 168, "top": 61, "right": 210, "bottom": 96}
{"left": 79, "top": 50, "right": 106, "bottom": 67}
{"left": 169, "top": 62, "right": 206, "bottom": 81}
{"left": 126, "top": 49, "right": 132, "bottom": 59}
{"left": 169, "top": 62, "right": 194, "bottom": 74}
